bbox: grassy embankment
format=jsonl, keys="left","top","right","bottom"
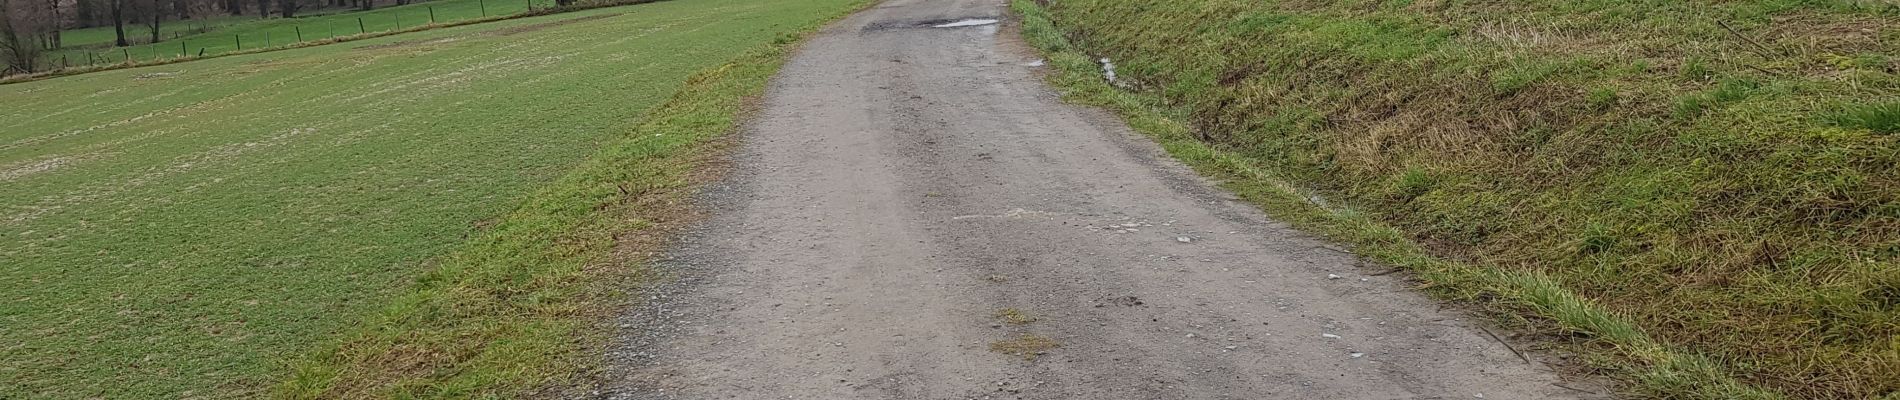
{"left": 1014, "top": 0, "right": 1897, "bottom": 398}
{"left": 1, "top": 0, "right": 863, "bottom": 397}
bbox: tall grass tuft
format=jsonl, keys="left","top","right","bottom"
{"left": 1829, "top": 101, "right": 1900, "bottom": 134}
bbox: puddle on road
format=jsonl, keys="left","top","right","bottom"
{"left": 933, "top": 19, "right": 999, "bottom": 28}
{"left": 861, "top": 17, "right": 1003, "bottom": 32}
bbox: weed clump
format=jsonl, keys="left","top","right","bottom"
{"left": 994, "top": 308, "right": 1037, "bottom": 325}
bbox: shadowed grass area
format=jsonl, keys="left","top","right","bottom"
{"left": 1012, "top": 0, "right": 1897, "bottom": 398}
{"left": 0, "top": 0, "right": 864, "bottom": 398}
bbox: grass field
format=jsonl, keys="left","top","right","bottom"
{"left": 1016, "top": 0, "right": 1898, "bottom": 398}
{"left": 0, "top": 0, "right": 861, "bottom": 397}
{"left": 42, "top": 0, "right": 562, "bottom": 69}
{"left": 57, "top": 14, "right": 248, "bottom": 49}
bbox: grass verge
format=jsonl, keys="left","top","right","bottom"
{"left": 1011, "top": 0, "right": 1799, "bottom": 398}
{"left": 270, "top": 3, "right": 868, "bottom": 398}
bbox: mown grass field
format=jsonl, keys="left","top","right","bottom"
{"left": 43, "top": 0, "right": 561, "bottom": 69}
{"left": 0, "top": 0, "right": 861, "bottom": 397}
{"left": 1016, "top": 0, "right": 1897, "bottom": 398}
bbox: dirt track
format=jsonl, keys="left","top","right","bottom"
{"left": 598, "top": 0, "right": 1595, "bottom": 398}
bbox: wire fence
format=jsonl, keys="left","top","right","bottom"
{"left": 28, "top": 0, "right": 553, "bottom": 73}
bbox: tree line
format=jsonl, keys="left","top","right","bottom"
{"left": 2, "top": 0, "right": 415, "bottom": 73}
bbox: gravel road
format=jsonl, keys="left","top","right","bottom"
{"left": 598, "top": 0, "right": 1598, "bottom": 398}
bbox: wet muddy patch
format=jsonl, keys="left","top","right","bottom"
{"left": 862, "top": 16, "right": 1001, "bottom": 32}
{"left": 932, "top": 19, "right": 998, "bottom": 28}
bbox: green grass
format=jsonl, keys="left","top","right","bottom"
{"left": 40, "top": 0, "right": 565, "bottom": 69}
{"left": 1013, "top": 0, "right": 1898, "bottom": 398}
{"left": 1830, "top": 100, "right": 1900, "bottom": 134}
{"left": 0, "top": 0, "right": 864, "bottom": 397}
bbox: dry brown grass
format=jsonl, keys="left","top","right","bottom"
{"left": 994, "top": 308, "right": 1037, "bottom": 325}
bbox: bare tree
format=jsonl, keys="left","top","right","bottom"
{"left": 108, "top": 0, "right": 125, "bottom": 46}
{"left": 1, "top": 0, "right": 50, "bottom": 73}
{"left": 143, "top": 0, "right": 154, "bottom": 42}
{"left": 274, "top": 0, "right": 293, "bottom": 18}
{"left": 139, "top": 0, "right": 162, "bottom": 44}
{"left": 38, "top": 0, "right": 57, "bottom": 49}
